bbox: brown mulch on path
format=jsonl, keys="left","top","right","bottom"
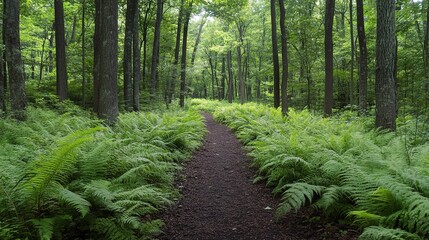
{"left": 159, "top": 113, "right": 359, "bottom": 240}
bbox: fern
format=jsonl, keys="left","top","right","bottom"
{"left": 359, "top": 226, "right": 421, "bottom": 240}
{"left": 276, "top": 183, "right": 325, "bottom": 218}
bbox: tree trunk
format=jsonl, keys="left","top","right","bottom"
{"left": 324, "top": 0, "right": 335, "bottom": 117}
{"left": 123, "top": 0, "right": 135, "bottom": 111}
{"left": 0, "top": 46, "right": 5, "bottom": 114}
{"left": 170, "top": 0, "right": 184, "bottom": 104}
{"left": 375, "top": 0, "right": 396, "bottom": 131}
{"left": 179, "top": 3, "right": 192, "bottom": 108}
{"left": 132, "top": 0, "right": 140, "bottom": 111}
{"left": 5, "top": 0, "right": 27, "bottom": 120}
{"left": 141, "top": 1, "right": 152, "bottom": 91}
{"left": 279, "top": 0, "right": 288, "bottom": 116}
{"left": 270, "top": 0, "right": 280, "bottom": 108}
{"left": 227, "top": 50, "right": 233, "bottom": 103}
{"left": 94, "top": 0, "right": 119, "bottom": 125}
{"left": 81, "top": 0, "right": 86, "bottom": 106}
{"left": 356, "top": 0, "right": 367, "bottom": 114}
{"left": 55, "top": 0, "right": 68, "bottom": 101}
{"left": 151, "top": 0, "right": 163, "bottom": 98}
{"left": 93, "top": 0, "right": 101, "bottom": 113}
{"left": 191, "top": 15, "right": 207, "bottom": 66}
{"left": 69, "top": 15, "right": 77, "bottom": 44}
{"left": 349, "top": 0, "right": 354, "bottom": 106}
{"left": 220, "top": 56, "right": 226, "bottom": 100}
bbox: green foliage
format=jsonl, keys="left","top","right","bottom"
{"left": 0, "top": 105, "right": 205, "bottom": 239}
{"left": 200, "top": 100, "right": 429, "bottom": 239}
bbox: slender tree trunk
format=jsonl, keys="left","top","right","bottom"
{"left": 221, "top": 56, "right": 226, "bottom": 100}
{"left": 0, "top": 45, "right": 5, "bottom": 114}
{"left": 5, "top": 0, "right": 27, "bottom": 120}
{"left": 179, "top": 3, "right": 192, "bottom": 108}
{"left": 279, "top": 0, "right": 288, "bottom": 116}
{"left": 170, "top": 0, "right": 184, "bottom": 104}
{"left": 81, "top": 0, "right": 86, "bottom": 106}
{"left": 324, "top": 0, "right": 335, "bottom": 117}
{"left": 39, "top": 33, "right": 47, "bottom": 84}
{"left": 132, "top": 0, "right": 140, "bottom": 111}
{"left": 375, "top": 0, "right": 396, "bottom": 130}
{"left": 141, "top": 1, "right": 151, "bottom": 91}
{"left": 30, "top": 51, "right": 35, "bottom": 79}
{"left": 191, "top": 15, "right": 207, "bottom": 66}
{"left": 151, "top": 0, "right": 163, "bottom": 98}
{"left": 55, "top": 0, "right": 68, "bottom": 101}
{"left": 69, "top": 15, "right": 77, "bottom": 44}
{"left": 93, "top": 0, "right": 101, "bottom": 113}
{"left": 2, "top": 5, "right": 6, "bottom": 96}
{"left": 257, "top": 15, "right": 266, "bottom": 100}
{"left": 349, "top": 0, "right": 354, "bottom": 106}
{"left": 94, "top": 0, "right": 119, "bottom": 125}
{"left": 227, "top": 50, "right": 233, "bottom": 103}
{"left": 48, "top": 31, "right": 54, "bottom": 73}
{"left": 270, "top": 0, "right": 280, "bottom": 108}
{"left": 357, "top": 0, "right": 367, "bottom": 114}
{"left": 124, "top": 0, "right": 134, "bottom": 111}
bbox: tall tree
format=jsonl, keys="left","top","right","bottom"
{"left": 179, "top": 2, "right": 192, "bottom": 108}
{"left": 356, "top": 0, "right": 367, "bottom": 114}
{"left": 227, "top": 50, "right": 233, "bottom": 103}
{"left": 94, "top": 0, "right": 119, "bottom": 125}
{"left": 324, "top": 0, "right": 335, "bottom": 116}
{"left": 4, "top": 0, "right": 26, "bottom": 120}
{"left": 191, "top": 14, "right": 207, "bottom": 66}
{"left": 375, "top": 0, "right": 396, "bottom": 130}
{"left": 81, "top": 0, "right": 86, "bottom": 106}
{"left": 124, "top": 0, "right": 134, "bottom": 111}
{"left": 169, "top": 0, "right": 184, "bottom": 104}
{"left": 349, "top": 0, "right": 354, "bottom": 105}
{"left": 151, "top": 0, "right": 163, "bottom": 98}
{"left": 270, "top": 0, "right": 280, "bottom": 108}
{"left": 279, "top": 0, "right": 288, "bottom": 115}
{"left": 0, "top": 46, "right": 4, "bottom": 114}
{"left": 54, "top": 0, "right": 68, "bottom": 100}
{"left": 132, "top": 0, "right": 140, "bottom": 111}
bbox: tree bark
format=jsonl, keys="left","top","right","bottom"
{"left": 179, "top": 3, "right": 192, "bottom": 108}
{"left": 55, "top": 0, "right": 68, "bottom": 101}
{"left": 151, "top": 0, "right": 163, "bottom": 98}
{"left": 357, "top": 0, "right": 367, "bottom": 114}
{"left": 169, "top": 0, "right": 184, "bottom": 104}
{"left": 5, "top": 0, "right": 26, "bottom": 120}
{"left": 191, "top": 15, "right": 207, "bottom": 66}
{"left": 0, "top": 45, "right": 5, "bottom": 114}
{"left": 270, "top": 0, "right": 280, "bottom": 108}
{"left": 81, "top": 0, "right": 86, "bottom": 106}
{"left": 279, "top": 0, "right": 288, "bottom": 116}
{"left": 227, "top": 50, "right": 233, "bottom": 103}
{"left": 141, "top": 1, "right": 152, "bottom": 91}
{"left": 349, "top": 0, "right": 354, "bottom": 106}
{"left": 132, "top": 0, "right": 140, "bottom": 111}
{"left": 324, "top": 0, "right": 335, "bottom": 117}
{"left": 94, "top": 0, "right": 119, "bottom": 125}
{"left": 123, "top": 0, "right": 135, "bottom": 111}
{"left": 220, "top": 56, "right": 226, "bottom": 100}
{"left": 375, "top": 0, "right": 396, "bottom": 131}
{"left": 93, "top": 0, "right": 101, "bottom": 113}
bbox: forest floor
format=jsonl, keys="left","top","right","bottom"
{"left": 158, "top": 113, "right": 359, "bottom": 240}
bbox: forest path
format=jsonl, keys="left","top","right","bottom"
{"left": 159, "top": 113, "right": 357, "bottom": 240}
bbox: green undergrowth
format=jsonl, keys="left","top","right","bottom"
{"left": 193, "top": 99, "right": 429, "bottom": 240}
{"left": 0, "top": 103, "right": 205, "bottom": 240}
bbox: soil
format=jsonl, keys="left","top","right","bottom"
{"left": 158, "top": 113, "right": 359, "bottom": 240}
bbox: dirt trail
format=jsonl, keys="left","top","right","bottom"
{"left": 159, "top": 113, "right": 357, "bottom": 240}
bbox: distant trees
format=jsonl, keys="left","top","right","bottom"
{"left": 4, "top": 0, "right": 26, "bottom": 120}
{"left": 375, "top": 0, "right": 396, "bottom": 131}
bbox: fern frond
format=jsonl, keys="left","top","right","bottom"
{"left": 56, "top": 187, "right": 91, "bottom": 217}
{"left": 359, "top": 226, "right": 421, "bottom": 240}
{"left": 30, "top": 218, "right": 54, "bottom": 240}
{"left": 276, "top": 183, "right": 325, "bottom": 219}
{"left": 348, "top": 210, "right": 384, "bottom": 227}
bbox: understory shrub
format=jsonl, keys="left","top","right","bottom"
{"left": 0, "top": 105, "right": 205, "bottom": 239}
{"left": 202, "top": 99, "right": 429, "bottom": 240}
